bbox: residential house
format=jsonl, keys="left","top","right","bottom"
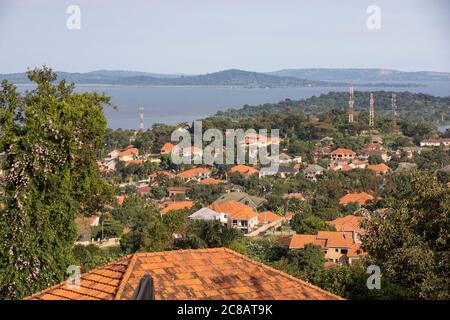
{"left": 303, "top": 164, "right": 325, "bottom": 181}
{"left": 118, "top": 148, "right": 139, "bottom": 162}
{"left": 160, "top": 142, "right": 175, "bottom": 155}
{"left": 401, "top": 146, "right": 424, "bottom": 159}
{"left": 137, "top": 185, "right": 151, "bottom": 196}
{"left": 330, "top": 148, "right": 356, "bottom": 161}
{"left": 229, "top": 164, "right": 259, "bottom": 177}
{"left": 188, "top": 207, "right": 228, "bottom": 224}
{"left": 339, "top": 192, "right": 374, "bottom": 206}
{"left": 367, "top": 163, "right": 390, "bottom": 174}
{"left": 177, "top": 167, "right": 211, "bottom": 181}
{"left": 328, "top": 215, "right": 365, "bottom": 243}
{"left": 26, "top": 247, "right": 342, "bottom": 300}
{"left": 209, "top": 201, "right": 258, "bottom": 234}
{"left": 257, "top": 211, "right": 283, "bottom": 224}
{"left": 288, "top": 231, "right": 366, "bottom": 266}
{"left": 172, "top": 145, "right": 203, "bottom": 160}
{"left": 160, "top": 201, "right": 194, "bottom": 214}
{"left": 199, "top": 178, "right": 226, "bottom": 185}
{"left": 259, "top": 166, "right": 298, "bottom": 178}
{"left": 213, "top": 192, "right": 266, "bottom": 209}
{"left": 167, "top": 186, "right": 191, "bottom": 199}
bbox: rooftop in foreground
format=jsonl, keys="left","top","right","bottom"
{"left": 26, "top": 248, "right": 342, "bottom": 300}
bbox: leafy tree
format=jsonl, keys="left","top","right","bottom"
{"left": 363, "top": 172, "right": 450, "bottom": 299}
{"left": 291, "top": 213, "right": 334, "bottom": 234}
{"left": 120, "top": 203, "right": 172, "bottom": 253}
{"left": 368, "top": 155, "right": 383, "bottom": 165}
{"left": 287, "top": 244, "right": 325, "bottom": 277}
{"left": 0, "top": 67, "right": 110, "bottom": 299}
{"left": 176, "top": 220, "right": 241, "bottom": 249}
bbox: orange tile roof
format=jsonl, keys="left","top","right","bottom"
{"left": 289, "top": 235, "right": 327, "bottom": 249}
{"left": 367, "top": 163, "right": 390, "bottom": 173}
{"left": 199, "top": 178, "right": 226, "bottom": 185}
{"left": 257, "top": 211, "right": 283, "bottom": 224}
{"left": 339, "top": 192, "right": 374, "bottom": 205}
{"left": 160, "top": 143, "right": 175, "bottom": 154}
{"left": 316, "top": 231, "right": 354, "bottom": 248}
{"left": 119, "top": 148, "right": 139, "bottom": 157}
{"left": 26, "top": 248, "right": 342, "bottom": 300}
{"left": 161, "top": 201, "right": 194, "bottom": 214}
{"left": 125, "top": 160, "right": 143, "bottom": 166}
{"left": 177, "top": 167, "right": 210, "bottom": 179}
{"left": 347, "top": 243, "right": 367, "bottom": 257}
{"left": 289, "top": 231, "right": 354, "bottom": 249}
{"left": 229, "top": 164, "right": 259, "bottom": 177}
{"left": 209, "top": 201, "right": 258, "bottom": 220}
{"left": 331, "top": 148, "right": 356, "bottom": 156}
{"left": 329, "top": 215, "right": 364, "bottom": 235}
{"left": 151, "top": 170, "right": 176, "bottom": 179}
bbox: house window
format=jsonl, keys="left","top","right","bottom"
{"left": 232, "top": 220, "right": 238, "bottom": 226}
{"left": 241, "top": 220, "right": 248, "bottom": 227}
{"left": 341, "top": 249, "right": 348, "bottom": 254}
{"left": 335, "top": 249, "right": 339, "bottom": 252}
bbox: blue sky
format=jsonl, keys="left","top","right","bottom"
{"left": 0, "top": 0, "right": 449, "bottom": 73}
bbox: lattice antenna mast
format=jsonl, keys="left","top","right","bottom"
{"left": 348, "top": 82, "right": 354, "bottom": 123}
{"left": 139, "top": 107, "right": 144, "bottom": 131}
{"left": 391, "top": 94, "right": 397, "bottom": 129}
{"left": 369, "top": 92, "right": 375, "bottom": 127}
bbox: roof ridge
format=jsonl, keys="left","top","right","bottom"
{"left": 114, "top": 254, "right": 138, "bottom": 300}
{"left": 221, "top": 247, "right": 344, "bottom": 300}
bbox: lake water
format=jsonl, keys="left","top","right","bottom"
{"left": 18, "top": 81, "right": 450, "bottom": 129}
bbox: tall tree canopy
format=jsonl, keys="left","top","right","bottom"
{"left": 0, "top": 67, "right": 111, "bottom": 299}
{"left": 363, "top": 171, "right": 450, "bottom": 299}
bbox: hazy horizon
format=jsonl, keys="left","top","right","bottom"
{"left": 0, "top": 0, "right": 449, "bottom": 74}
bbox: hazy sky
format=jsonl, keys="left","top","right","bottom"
{"left": 0, "top": 0, "right": 449, "bottom": 74}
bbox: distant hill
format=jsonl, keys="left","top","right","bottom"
{"left": 216, "top": 91, "right": 450, "bottom": 123}
{"left": 0, "top": 68, "right": 423, "bottom": 88}
{"left": 267, "top": 68, "right": 450, "bottom": 82}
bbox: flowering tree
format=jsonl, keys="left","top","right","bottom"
{"left": 0, "top": 67, "right": 111, "bottom": 298}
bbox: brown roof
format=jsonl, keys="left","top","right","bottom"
{"left": 26, "top": 248, "right": 342, "bottom": 300}
{"left": 119, "top": 148, "right": 139, "bottom": 157}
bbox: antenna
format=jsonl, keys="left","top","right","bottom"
{"left": 348, "top": 81, "right": 354, "bottom": 123}
{"left": 369, "top": 93, "right": 375, "bottom": 127}
{"left": 391, "top": 94, "right": 397, "bottom": 130}
{"left": 139, "top": 107, "right": 144, "bottom": 131}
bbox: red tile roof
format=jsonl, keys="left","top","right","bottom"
{"left": 119, "top": 148, "right": 139, "bottom": 158}
{"left": 26, "top": 248, "right": 342, "bottom": 300}
{"left": 289, "top": 231, "right": 354, "bottom": 249}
